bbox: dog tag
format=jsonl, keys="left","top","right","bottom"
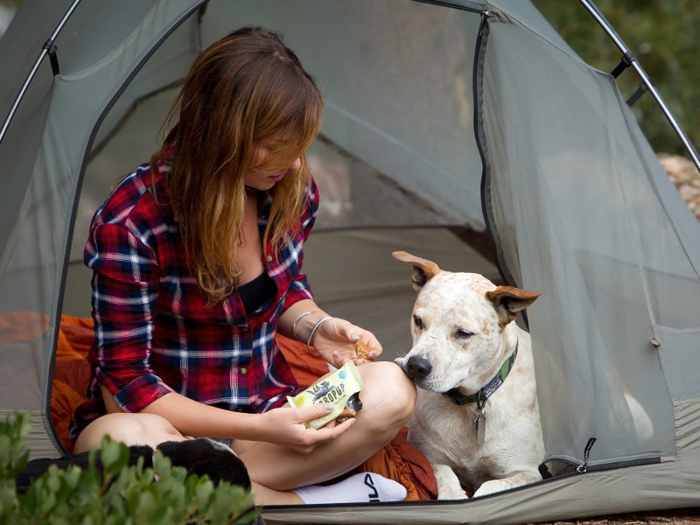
{"left": 474, "top": 408, "right": 486, "bottom": 446}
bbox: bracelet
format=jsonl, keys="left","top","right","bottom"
{"left": 292, "top": 311, "right": 312, "bottom": 341}
{"left": 307, "top": 316, "right": 332, "bottom": 357}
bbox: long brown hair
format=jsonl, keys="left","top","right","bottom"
{"left": 151, "top": 27, "right": 323, "bottom": 305}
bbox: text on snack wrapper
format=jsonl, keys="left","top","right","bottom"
{"left": 309, "top": 381, "right": 347, "bottom": 405}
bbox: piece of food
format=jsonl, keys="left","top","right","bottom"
{"left": 288, "top": 361, "right": 365, "bottom": 429}
{"left": 336, "top": 392, "right": 363, "bottom": 423}
{"left": 354, "top": 339, "right": 372, "bottom": 359}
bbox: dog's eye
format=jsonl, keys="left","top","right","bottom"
{"left": 455, "top": 329, "right": 474, "bottom": 339}
{"left": 413, "top": 315, "right": 423, "bottom": 329}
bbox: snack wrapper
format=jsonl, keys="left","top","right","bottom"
{"left": 287, "top": 361, "right": 365, "bottom": 429}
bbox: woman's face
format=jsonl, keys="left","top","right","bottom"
{"left": 243, "top": 138, "right": 302, "bottom": 191}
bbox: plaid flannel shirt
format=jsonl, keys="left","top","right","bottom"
{"left": 70, "top": 158, "right": 317, "bottom": 442}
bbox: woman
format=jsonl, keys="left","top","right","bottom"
{"left": 70, "top": 27, "right": 416, "bottom": 505}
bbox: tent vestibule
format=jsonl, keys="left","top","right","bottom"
{"left": 1, "top": 1, "right": 699, "bottom": 523}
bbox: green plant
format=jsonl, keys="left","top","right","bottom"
{"left": 0, "top": 412, "right": 260, "bottom": 525}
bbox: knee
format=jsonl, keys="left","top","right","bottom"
{"left": 108, "top": 416, "right": 156, "bottom": 445}
{"left": 131, "top": 414, "right": 182, "bottom": 442}
{"left": 75, "top": 413, "right": 181, "bottom": 452}
{"left": 359, "top": 362, "right": 416, "bottom": 432}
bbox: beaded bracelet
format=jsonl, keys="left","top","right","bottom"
{"left": 307, "top": 316, "right": 332, "bottom": 357}
{"left": 292, "top": 311, "right": 312, "bottom": 341}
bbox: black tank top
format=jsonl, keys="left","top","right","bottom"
{"left": 236, "top": 272, "right": 277, "bottom": 315}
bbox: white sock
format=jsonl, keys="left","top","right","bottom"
{"left": 292, "top": 472, "right": 407, "bottom": 504}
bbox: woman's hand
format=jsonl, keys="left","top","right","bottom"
{"left": 256, "top": 404, "right": 355, "bottom": 454}
{"left": 312, "top": 317, "right": 382, "bottom": 367}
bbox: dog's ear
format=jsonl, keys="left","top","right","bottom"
{"left": 486, "top": 286, "right": 541, "bottom": 326}
{"left": 393, "top": 251, "right": 442, "bottom": 292}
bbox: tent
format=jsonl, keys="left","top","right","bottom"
{"left": 1, "top": 0, "right": 700, "bottom": 523}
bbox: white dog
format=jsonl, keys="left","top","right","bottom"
{"left": 393, "top": 251, "right": 544, "bottom": 499}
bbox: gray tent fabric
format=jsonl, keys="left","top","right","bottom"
{"left": 482, "top": 11, "right": 678, "bottom": 464}
{"left": 1, "top": 0, "right": 700, "bottom": 523}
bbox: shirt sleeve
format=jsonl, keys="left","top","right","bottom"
{"left": 281, "top": 178, "right": 319, "bottom": 313}
{"left": 85, "top": 221, "right": 174, "bottom": 413}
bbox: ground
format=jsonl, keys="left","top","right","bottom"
{"left": 535, "top": 508, "right": 700, "bottom": 525}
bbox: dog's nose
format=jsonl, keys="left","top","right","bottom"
{"left": 406, "top": 355, "right": 432, "bottom": 379}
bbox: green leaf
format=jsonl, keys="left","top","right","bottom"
{"left": 14, "top": 413, "right": 31, "bottom": 440}
{"left": 234, "top": 506, "right": 262, "bottom": 525}
{"left": 18, "top": 481, "right": 39, "bottom": 519}
{"left": 46, "top": 464, "right": 62, "bottom": 493}
{"left": 0, "top": 435, "right": 10, "bottom": 466}
{"left": 135, "top": 489, "right": 156, "bottom": 516}
{"left": 63, "top": 465, "right": 82, "bottom": 489}
{"left": 1, "top": 412, "right": 259, "bottom": 525}
{"left": 99, "top": 436, "right": 131, "bottom": 476}
{"left": 152, "top": 450, "right": 171, "bottom": 479}
{"left": 194, "top": 478, "right": 214, "bottom": 508}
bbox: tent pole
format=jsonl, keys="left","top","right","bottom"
{"left": 577, "top": 0, "right": 700, "bottom": 173}
{"left": 0, "top": 0, "right": 82, "bottom": 148}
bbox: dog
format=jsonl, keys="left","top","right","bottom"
{"left": 393, "top": 251, "right": 544, "bottom": 499}
{"left": 16, "top": 438, "right": 251, "bottom": 494}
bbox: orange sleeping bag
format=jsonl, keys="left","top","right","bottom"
{"left": 47, "top": 315, "right": 437, "bottom": 500}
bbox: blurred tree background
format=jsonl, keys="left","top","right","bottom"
{"left": 533, "top": 0, "right": 700, "bottom": 157}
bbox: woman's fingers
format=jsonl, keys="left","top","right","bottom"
{"left": 293, "top": 402, "right": 334, "bottom": 423}
{"left": 282, "top": 404, "right": 355, "bottom": 453}
{"left": 340, "top": 323, "right": 383, "bottom": 361}
{"left": 311, "top": 417, "right": 355, "bottom": 441}
{"left": 354, "top": 332, "right": 383, "bottom": 362}
{"left": 317, "top": 319, "right": 383, "bottom": 364}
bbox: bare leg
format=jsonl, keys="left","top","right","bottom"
{"left": 73, "top": 362, "right": 415, "bottom": 506}
{"left": 251, "top": 482, "right": 304, "bottom": 504}
{"left": 74, "top": 412, "right": 188, "bottom": 452}
{"left": 236, "top": 362, "right": 416, "bottom": 501}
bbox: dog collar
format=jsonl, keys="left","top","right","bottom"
{"left": 443, "top": 339, "right": 518, "bottom": 406}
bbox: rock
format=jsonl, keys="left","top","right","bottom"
{"left": 658, "top": 153, "right": 700, "bottom": 221}
{"left": 679, "top": 184, "right": 700, "bottom": 201}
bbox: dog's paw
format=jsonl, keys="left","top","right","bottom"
{"left": 473, "top": 478, "right": 516, "bottom": 498}
{"left": 437, "top": 486, "right": 469, "bottom": 500}
{"left": 433, "top": 464, "right": 468, "bottom": 500}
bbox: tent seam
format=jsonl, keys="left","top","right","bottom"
{"left": 47, "top": 0, "right": 210, "bottom": 456}
{"left": 607, "top": 106, "right": 659, "bottom": 329}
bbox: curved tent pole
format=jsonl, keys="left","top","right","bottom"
{"left": 0, "top": 0, "right": 82, "bottom": 148}
{"left": 578, "top": 0, "right": 700, "bottom": 173}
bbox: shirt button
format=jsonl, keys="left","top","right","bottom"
{"left": 266, "top": 255, "right": 273, "bottom": 262}
{"left": 241, "top": 326, "right": 249, "bottom": 332}
{"left": 240, "top": 368, "right": 248, "bottom": 375}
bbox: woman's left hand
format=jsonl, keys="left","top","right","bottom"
{"left": 312, "top": 318, "right": 382, "bottom": 367}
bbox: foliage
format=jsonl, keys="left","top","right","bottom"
{"left": 532, "top": 0, "right": 700, "bottom": 156}
{"left": 0, "top": 413, "right": 260, "bottom": 525}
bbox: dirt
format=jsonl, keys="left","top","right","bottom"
{"left": 533, "top": 508, "right": 700, "bottom": 525}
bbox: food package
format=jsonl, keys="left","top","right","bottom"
{"left": 287, "top": 360, "right": 364, "bottom": 429}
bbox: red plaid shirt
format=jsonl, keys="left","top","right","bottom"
{"left": 70, "top": 158, "right": 316, "bottom": 442}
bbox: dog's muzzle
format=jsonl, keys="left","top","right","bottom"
{"left": 402, "top": 355, "right": 432, "bottom": 381}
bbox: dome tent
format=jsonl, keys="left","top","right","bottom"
{"left": 1, "top": 0, "right": 700, "bottom": 524}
